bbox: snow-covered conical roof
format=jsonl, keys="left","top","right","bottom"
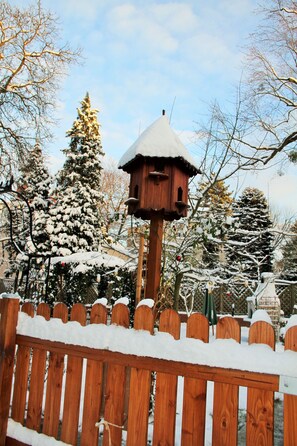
{"left": 118, "top": 115, "right": 199, "bottom": 175}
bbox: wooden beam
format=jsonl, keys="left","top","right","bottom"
{"left": 16, "top": 335, "right": 280, "bottom": 392}
{"left": 145, "top": 215, "right": 163, "bottom": 301}
{"left": 136, "top": 232, "right": 145, "bottom": 305}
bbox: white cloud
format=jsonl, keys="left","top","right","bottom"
{"left": 106, "top": 3, "right": 179, "bottom": 55}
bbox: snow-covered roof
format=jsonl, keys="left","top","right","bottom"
{"left": 118, "top": 114, "right": 200, "bottom": 175}
{"left": 51, "top": 251, "right": 126, "bottom": 268}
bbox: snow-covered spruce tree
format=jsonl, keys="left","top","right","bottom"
{"left": 228, "top": 187, "right": 274, "bottom": 281}
{"left": 19, "top": 141, "right": 53, "bottom": 252}
{"left": 48, "top": 94, "right": 105, "bottom": 304}
{"left": 49, "top": 93, "right": 104, "bottom": 256}
{"left": 2, "top": 141, "right": 53, "bottom": 301}
{"left": 280, "top": 220, "right": 297, "bottom": 281}
{"left": 198, "top": 177, "right": 233, "bottom": 270}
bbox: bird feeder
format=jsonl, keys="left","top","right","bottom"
{"left": 119, "top": 112, "right": 200, "bottom": 301}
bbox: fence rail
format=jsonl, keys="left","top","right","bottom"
{"left": 0, "top": 297, "right": 297, "bottom": 446}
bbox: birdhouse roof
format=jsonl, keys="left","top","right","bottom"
{"left": 118, "top": 115, "right": 200, "bottom": 176}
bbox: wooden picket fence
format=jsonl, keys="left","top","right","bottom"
{"left": 0, "top": 297, "right": 297, "bottom": 446}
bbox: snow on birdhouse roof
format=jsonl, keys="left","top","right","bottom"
{"left": 118, "top": 114, "right": 200, "bottom": 175}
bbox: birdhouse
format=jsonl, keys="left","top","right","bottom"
{"left": 118, "top": 113, "right": 200, "bottom": 221}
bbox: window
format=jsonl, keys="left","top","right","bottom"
{"left": 177, "top": 187, "right": 183, "bottom": 201}
{"left": 134, "top": 185, "right": 139, "bottom": 198}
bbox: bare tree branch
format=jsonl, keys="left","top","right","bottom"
{"left": 0, "top": 1, "right": 81, "bottom": 175}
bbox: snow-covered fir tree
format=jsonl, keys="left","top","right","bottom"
{"left": 48, "top": 93, "right": 105, "bottom": 256}
{"left": 228, "top": 187, "right": 274, "bottom": 280}
{"left": 1, "top": 141, "right": 53, "bottom": 301}
{"left": 280, "top": 220, "right": 297, "bottom": 281}
{"left": 19, "top": 141, "right": 52, "bottom": 252}
{"left": 198, "top": 177, "right": 233, "bottom": 269}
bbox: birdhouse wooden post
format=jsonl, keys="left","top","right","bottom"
{"left": 119, "top": 112, "right": 199, "bottom": 302}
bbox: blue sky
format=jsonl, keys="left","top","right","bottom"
{"left": 13, "top": 0, "right": 297, "bottom": 218}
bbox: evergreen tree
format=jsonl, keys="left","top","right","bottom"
{"left": 2, "top": 141, "right": 53, "bottom": 302}
{"left": 280, "top": 220, "right": 297, "bottom": 281}
{"left": 198, "top": 177, "right": 233, "bottom": 269}
{"left": 48, "top": 93, "right": 105, "bottom": 256}
{"left": 19, "top": 141, "right": 52, "bottom": 252}
{"left": 228, "top": 187, "right": 274, "bottom": 280}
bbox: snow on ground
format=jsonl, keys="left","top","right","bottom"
{"left": 7, "top": 420, "right": 71, "bottom": 446}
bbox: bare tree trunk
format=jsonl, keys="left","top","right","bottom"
{"left": 173, "top": 272, "right": 183, "bottom": 311}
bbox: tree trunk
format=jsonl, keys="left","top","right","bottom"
{"left": 173, "top": 272, "right": 183, "bottom": 311}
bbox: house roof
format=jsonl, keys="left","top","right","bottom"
{"left": 118, "top": 114, "right": 200, "bottom": 176}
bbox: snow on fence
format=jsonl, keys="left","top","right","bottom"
{"left": 0, "top": 297, "right": 297, "bottom": 446}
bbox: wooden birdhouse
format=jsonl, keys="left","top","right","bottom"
{"left": 118, "top": 112, "right": 200, "bottom": 221}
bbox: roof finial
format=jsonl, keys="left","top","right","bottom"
{"left": 162, "top": 109, "right": 165, "bottom": 116}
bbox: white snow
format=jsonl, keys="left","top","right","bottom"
{"left": 137, "top": 298, "right": 155, "bottom": 308}
{"left": 16, "top": 312, "right": 297, "bottom": 379}
{"left": 251, "top": 309, "right": 272, "bottom": 325}
{"left": 285, "top": 314, "right": 297, "bottom": 333}
{"left": 93, "top": 297, "right": 108, "bottom": 307}
{"left": 0, "top": 292, "right": 20, "bottom": 299}
{"left": 113, "top": 296, "right": 129, "bottom": 306}
{"left": 118, "top": 115, "right": 198, "bottom": 172}
{"left": 51, "top": 251, "right": 126, "bottom": 268}
{"left": 7, "top": 420, "right": 71, "bottom": 446}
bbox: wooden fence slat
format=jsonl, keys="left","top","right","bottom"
{"left": 0, "top": 297, "right": 19, "bottom": 446}
{"left": 181, "top": 313, "right": 209, "bottom": 446}
{"left": 60, "top": 303, "right": 87, "bottom": 445}
{"left": 126, "top": 305, "right": 155, "bottom": 446}
{"left": 212, "top": 317, "right": 241, "bottom": 446}
{"left": 26, "top": 303, "right": 51, "bottom": 432}
{"left": 42, "top": 303, "right": 68, "bottom": 438}
{"left": 247, "top": 321, "right": 275, "bottom": 446}
{"left": 103, "top": 304, "right": 130, "bottom": 446}
{"left": 80, "top": 304, "right": 108, "bottom": 446}
{"left": 11, "top": 303, "right": 34, "bottom": 424}
{"left": 153, "top": 309, "right": 181, "bottom": 446}
{"left": 284, "top": 325, "right": 297, "bottom": 446}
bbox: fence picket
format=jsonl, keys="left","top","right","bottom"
{"left": 80, "top": 303, "right": 108, "bottom": 446}
{"left": 153, "top": 309, "right": 181, "bottom": 446}
{"left": 247, "top": 321, "right": 275, "bottom": 446}
{"left": 212, "top": 317, "right": 241, "bottom": 446}
{"left": 26, "top": 303, "right": 51, "bottom": 431}
{"left": 60, "top": 303, "right": 87, "bottom": 445}
{"left": 11, "top": 303, "right": 34, "bottom": 424}
{"left": 42, "top": 303, "right": 68, "bottom": 438}
{"left": 103, "top": 304, "right": 130, "bottom": 446}
{"left": 181, "top": 313, "right": 209, "bottom": 446}
{"left": 0, "top": 297, "right": 19, "bottom": 446}
{"left": 284, "top": 325, "right": 297, "bottom": 446}
{"left": 126, "top": 305, "right": 155, "bottom": 446}
{"left": 4, "top": 302, "right": 297, "bottom": 446}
